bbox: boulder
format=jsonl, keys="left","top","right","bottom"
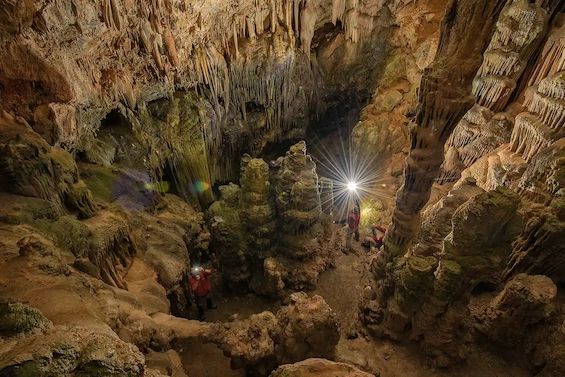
{"left": 270, "top": 358, "right": 374, "bottom": 377}
{"left": 275, "top": 292, "right": 340, "bottom": 364}
{"left": 0, "top": 110, "right": 97, "bottom": 219}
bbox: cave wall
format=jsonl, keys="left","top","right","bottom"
{"left": 359, "top": 1, "right": 565, "bottom": 372}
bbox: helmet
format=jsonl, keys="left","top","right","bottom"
{"left": 191, "top": 267, "right": 201, "bottom": 276}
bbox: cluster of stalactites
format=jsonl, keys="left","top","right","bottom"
{"left": 440, "top": 0, "right": 547, "bottom": 181}
{"left": 472, "top": 0, "right": 547, "bottom": 112}
{"left": 528, "top": 26, "right": 565, "bottom": 86}
{"left": 510, "top": 34, "right": 565, "bottom": 162}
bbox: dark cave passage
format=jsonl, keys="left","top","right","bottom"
{"left": 257, "top": 91, "right": 368, "bottom": 221}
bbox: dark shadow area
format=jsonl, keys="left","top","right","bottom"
{"left": 311, "top": 21, "right": 344, "bottom": 52}
{"left": 260, "top": 139, "right": 299, "bottom": 162}
{"left": 471, "top": 281, "right": 499, "bottom": 295}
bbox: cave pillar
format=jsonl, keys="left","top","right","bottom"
{"left": 382, "top": 0, "right": 507, "bottom": 260}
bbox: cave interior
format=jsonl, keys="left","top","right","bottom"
{"left": 1, "top": 0, "right": 565, "bottom": 377}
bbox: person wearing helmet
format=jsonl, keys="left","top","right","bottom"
{"left": 189, "top": 267, "right": 217, "bottom": 321}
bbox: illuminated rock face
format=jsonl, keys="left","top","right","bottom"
{"left": 440, "top": 0, "right": 549, "bottom": 183}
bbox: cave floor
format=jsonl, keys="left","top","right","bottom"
{"left": 178, "top": 225, "right": 531, "bottom": 377}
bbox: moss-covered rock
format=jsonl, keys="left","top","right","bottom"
{"left": 0, "top": 303, "right": 51, "bottom": 337}
{"left": 129, "top": 92, "right": 215, "bottom": 208}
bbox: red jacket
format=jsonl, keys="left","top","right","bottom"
{"left": 371, "top": 226, "right": 387, "bottom": 248}
{"left": 190, "top": 270, "right": 211, "bottom": 297}
{"left": 348, "top": 211, "right": 360, "bottom": 228}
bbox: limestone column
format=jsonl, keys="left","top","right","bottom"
{"left": 382, "top": 0, "right": 507, "bottom": 259}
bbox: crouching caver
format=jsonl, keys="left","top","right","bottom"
{"left": 189, "top": 267, "right": 217, "bottom": 321}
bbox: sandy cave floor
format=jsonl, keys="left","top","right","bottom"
{"left": 176, "top": 224, "right": 531, "bottom": 377}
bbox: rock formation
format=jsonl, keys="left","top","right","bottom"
{"left": 362, "top": 187, "right": 523, "bottom": 366}
{"left": 382, "top": 0, "right": 506, "bottom": 258}
{"left": 440, "top": 0, "right": 548, "bottom": 182}
{"left": 3, "top": 1, "right": 565, "bottom": 376}
{"left": 144, "top": 293, "right": 340, "bottom": 377}
{"left": 411, "top": 176, "right": 485, "bottom": 257}
{"left": 275, "top": 292, "right": 340, "bottom": 364}
{"left": 474, "top": 273, "right": 565, "bottom": 376}
{"left": 270, "top": 358, "right": 374, "bottom": 377}
{"left": 476, "top": 273, "right": 557, "bottom": 348}
{"left": 0, "top": 0, "right": 399, "bottom": 204}
{"left": 208, "top": 141, "right": 334, "bottom": 296}
{"left": 510, "top": 22, "right": 565, "bottom": 162}
{"left": 0, "top": 110, "right": 97, "bottom": 219}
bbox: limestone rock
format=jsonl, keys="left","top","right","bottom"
{"left": 0, "top": 303, "right": 52, "bottom": 337}
{"left": 516, "top": 138, "right": 565, "bottom": 204}
{"left": 505, "top": 194, "right": 565, "bottom": 283}
{"left": 375, "top": 89, "right": 403, "bottom": 113}
{"left": 83, "top": 205, "right": 136, "bottom": 290}
{"left": 208, "top": 184, "right": 249, "bottom": 290}
{"left": 128, "top": 194, "right": 207, "bottom": 317}
{"left": 364, "top": 187, "right": 523, "bottom": 366}
{"left": 145, "top": 350, "right": 187, "bottom": 377}
{"left": 213, "top": 311, "right": 279, "bottom": 374}
{"left": 270, "top": 358, "right": 373, "bottom": 377}
{"left": 0, "top": 110, "right": 97, "bottom": 219}
{"left": 33, "top": 103, "right": 77, "bottom": 147}
{"left": 208, "top": 142, "right": 333, "bottom": 296}
{"left": 275, "top": 292, "right": 340, "bottom": 364}
{"left": 241, "top": 155, "right": 276, "bottom": 260}
{"left": 275, "top": 141, "right": 323, "bottom": 259}
{"left": 0, "top": 326, "right": 145, "bottom": 376}
{"left": 412, "top": 177, "right": 484, "bottom": 256}
{"left": 461, "top": 144, "right": 528, "bottom": 192}
{"left": 477, "top": 274, "right": 557, "bottom": 347}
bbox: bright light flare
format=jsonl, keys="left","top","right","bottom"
{"left": 347, "top": 181, "right": 357, "bottom": 191}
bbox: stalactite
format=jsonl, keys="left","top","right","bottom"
{"left": 472, "top": 75, "right": 516, "bottom": 111}
{"left": 528, "top": 26, "right": 565, "bottom": 86}
{"left": 163, "top": 28, "right": 180, "bottom": 67}
{"left": 510, "top": 113, "right": 552, "bottom": 162}
{"left": 441, "top": 0, "right": 547, "bottom": 182}
{"left": 103, "top": 0, "right": 122, "bottom": 31}
{"left": 332, "top": 0, "right": 347, "bottom": 25}
{"left": 345, "top": 0, "right": 360, "bottom": 43}
{"left": 300, "top": 0, "right": 317, "bottom": 55}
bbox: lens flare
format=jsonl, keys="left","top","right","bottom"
{"left": 193, "top": 181, "right": 210, "bottom": 194}
{"left": 302, "top": 122, "right": 396, "bottom": 223}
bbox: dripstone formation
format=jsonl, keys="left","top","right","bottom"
{"left": 208, "top": 141, "right": 335, "bottom": 296}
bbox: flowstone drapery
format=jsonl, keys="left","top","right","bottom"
{"left": 440, "top": 0, "right": 548, "bottom": 182}
{"left": 381, "top": 0, "right": 506, "bottom": 260}
{"left": 510, "top": 24, "right": 565, "bottom": 162}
